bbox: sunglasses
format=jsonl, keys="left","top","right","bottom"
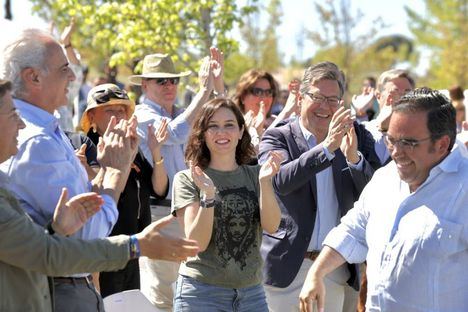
{"left": 154, "top": 78, "right": 180, "bottom": 86}
{"left": 92, "top": 88, "right": 129, "bottom": 104}
{"left": 250, "top": 87, "right": 273, "bottom": 97}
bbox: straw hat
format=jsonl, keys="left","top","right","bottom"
{"left": 80, "top": 83, "right": 135, "bottom": 133}
{"left": 129, "top": 53, "right": 191, "bottom": 85}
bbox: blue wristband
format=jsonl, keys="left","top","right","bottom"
{"left": 129, "top": 235, "right": 141, "bottom": 259}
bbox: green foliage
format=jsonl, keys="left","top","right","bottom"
{"left": 406, "top": 0, "right": 468, "bottom": 88}
{"left": 31, "top": 0, "right": 258, "bottom": 85}
{"left": 308, "top": 0, "right": 415, "bottom": 96}
{"left": 239, "top": 0, "right": 283, "bottom": 73}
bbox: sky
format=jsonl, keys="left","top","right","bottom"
{"left": 2, "top": 0, "right": 428, "bottom": 73}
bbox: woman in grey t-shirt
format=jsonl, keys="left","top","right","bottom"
{"left": 172, "top": 98, "right": 283, "bottom": 311}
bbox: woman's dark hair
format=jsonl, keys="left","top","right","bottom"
{"left": 232, "top": 69, "right": 279, "bottom": 117}
{"left": 185, "top": 98, "right": 256, "bottom": 169}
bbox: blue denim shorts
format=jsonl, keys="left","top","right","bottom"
{"left": 173, "top": 274, "right": 269, "bottom": 312}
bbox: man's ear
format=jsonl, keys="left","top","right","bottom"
{"left": 436, "top": 135, "right": 451, "bottom": 155}
{"left": 21, "top": 68, "right": 41, "bottom": 87}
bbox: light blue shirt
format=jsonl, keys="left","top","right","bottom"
{"left": 363, "top": 119, "right": 390, "bottom": 164}
{"left": 298, "top": 121, "right": 363, "bottom": 251}
{"left": 324, "top": 144, "right": 468, "bottom": 311}
{"left": 0, "top": 100, "right": 118, "bottom": 274}
{"left": 134, "top": 98, "right": 190, "bottom": 198}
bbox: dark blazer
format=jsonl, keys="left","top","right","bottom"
{"left": 258, "top": 118, "right": 380, "bottom": 290}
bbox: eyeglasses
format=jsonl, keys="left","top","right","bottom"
{"left": 92, "top": 88, "right": 129, "bottom": 104}
{"left": 383, "top": 133, "right": 432, "bottom": 151}
{"left": 250, "top": 87, "right": 273, "bottom": 97}
{"left": 305, "top": 92, "right": 341, "bottom": 108}
{"left": 154, "top": 78, "right": 180, "bottom": 86}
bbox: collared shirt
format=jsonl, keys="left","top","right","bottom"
{"left": 0, "top": 99, "right": 118, "bottom": 276}
{"left": 298, "top": 120, "right": 363, "bottom": 251}
{"left": 362, "top": 119, "right": 390, "bottom": 164}
{"left": 324, "top": 144, "right": 468, "bottom": 311}
{"left": 134, "top": 98, "right": 190, "bottom": 198}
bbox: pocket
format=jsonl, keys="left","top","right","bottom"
{"left": 263, "top": 227, "right": 287, "bottom": 239}
{"left": 423, "top": 218, "right": 465, "bottom": 258}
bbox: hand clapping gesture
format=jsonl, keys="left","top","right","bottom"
{"left": 52, "top": 188, "right": 104, "bottom": 236}
{"left": 323, "top": 106, "right": 355, "bottom": 153}
{"left": 210, "top": 47, "right": 225, "bottom": 96}
{"left": 259, "top": 151, "right": 283, "bottom": 181}
{"left": 148, "top": 118, "right": 169, "bottom": 154}
{"left": 97, "top": 116, "right": 139, "bottom": 171}
{"left": 190, "top": 162, "right": 216, "bottom": 198}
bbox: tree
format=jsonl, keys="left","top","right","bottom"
{"left": 239, "top": 0, "right": 283, "bottom": 73}
{"left": 406, "top": 0, "right": 468, "bottom": 88}
{"left": 30, "top": 0, "right": 258, "bottom": 82}
{"left": 307, "top": 0, "right": 416, "bottom": 96}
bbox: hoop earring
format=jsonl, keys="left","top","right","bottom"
{"left": 91, "top": 123, "right": 97, "bottom": 133}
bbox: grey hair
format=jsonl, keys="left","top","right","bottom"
{"left": 376, "top": 69, "right": 415, "bottom": 93}
{"left": 2, "top": 28, "right": 53, "bottom": 97}
{"left": 300, "top": 62, "right": 346, "bottom": 98}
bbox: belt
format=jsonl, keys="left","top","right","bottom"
{"left": 304, "top": 250, "right": 321, "bottom": 261}
{"left": 149, "top": 198, "right": 172, "bottom": 207}
{"left": 53, "top": 275, "right": 93, "bottom": 285}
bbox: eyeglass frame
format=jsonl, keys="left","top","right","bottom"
{"left": 382, "top": 132, "right": 434, "bottom": 151}
{"left": 92, "top": 88, "right": 129, "bottom": 104}
{"left": 152, "top": 77, "right": 180, "bottom": 86}
{"left": 249, "top": 87, "right": 274, "bottom": 98}
{"left": 304, "top": 92, "right": 341, "bottom": 108}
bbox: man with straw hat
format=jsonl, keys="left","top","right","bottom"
{"left": 129, "top": 48, "right": 225, "bottom": 310}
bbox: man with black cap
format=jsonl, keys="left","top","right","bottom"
{"left": 129, "top": 48, "right": 225, "bottom": 310}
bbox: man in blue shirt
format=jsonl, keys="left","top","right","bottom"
{"left": 129, "top": 49, "right": 225, "bottom": 309}
{"left": 299, "top": 88, "right": 468, "bottom": 312}
{"left": 0, "top": 28, "right": 134, "bottom": 311}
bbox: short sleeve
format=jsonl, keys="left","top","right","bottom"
{"left": 171, "top": 170, "right": 200, "bottom": 216}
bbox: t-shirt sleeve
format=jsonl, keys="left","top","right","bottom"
{"left": 171, "top": 170, "right": 200, "bottom": 216}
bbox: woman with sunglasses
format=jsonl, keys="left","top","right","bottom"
{"left": 80, "top": 83, "right": 169, "bottom": 297}
{"left": 171, "top": 98, "right": 283, "bottom": 311}
{"left": 232, "top": 70, "right": 280, "bottom": 152}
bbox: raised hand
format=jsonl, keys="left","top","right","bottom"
{"left": 60, "top": 17, "right": 76, "bottom": 46}
{"left": 198, "top": 56, "right": 214, "bottom": 92}
{"left": 323, "top": 106, "right": 355, "bottom": 152}
{"left": 136, "top": 215, "right": 199, "bottom": 261}
{"left": 75, "top": 143, "right": 88, "bottom": 168}
{"left": 340, "top": 126, "right": 359, "bottom": 164}
{"left": 190, "top": 163, "right": 216, "bottom": 198}
{"left": 148, "top": 118, "right": 169, "bottom": 153}
{"left": 259, "top": 151, "right": 283, "bottom": 181}
{"left": 52, "top": 188, "right": 104, "bottom": 236}
{"left": 210, "top": 47, "right": 225, "bottom": 95}
{"left": 252, "top": 101, "right": 266, "bottom": 135}
{"left": 97, "top": 116, "right": 138, "bottom": 171}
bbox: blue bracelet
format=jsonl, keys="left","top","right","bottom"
{"left": 129, "top": 235, "right": 141, "bottom": 259}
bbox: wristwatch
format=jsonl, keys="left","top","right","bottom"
{"left": 200, "top": 198, "right": 215, "bottom": 209}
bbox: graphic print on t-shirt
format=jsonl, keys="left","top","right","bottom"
{"left": 214, "top": 186, "right": 260, "bottom": 270}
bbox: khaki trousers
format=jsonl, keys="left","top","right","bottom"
{"left": 140, "top": 205, "right": 182, "bottom": 311}
{"left": 264, "top": 258, "right": 358, "bottom": 312}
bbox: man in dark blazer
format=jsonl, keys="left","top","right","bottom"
{"left": 258, "top": 62, "right": 380, "bottom": 312}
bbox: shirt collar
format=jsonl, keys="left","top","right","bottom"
{"left": 419, "top": 143, "right": 465, "bottom": 189}
{"left": 436, "top": 143, "right": 465, "bottom": 174}
{"left": 142, "top": 97, "right": 184, "bottom": 118}
{"left": 14, "top": 98, "right": 60, "bottom": 132}
{"left": 298, "top": 118, "right": 318, "bottom": 147}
